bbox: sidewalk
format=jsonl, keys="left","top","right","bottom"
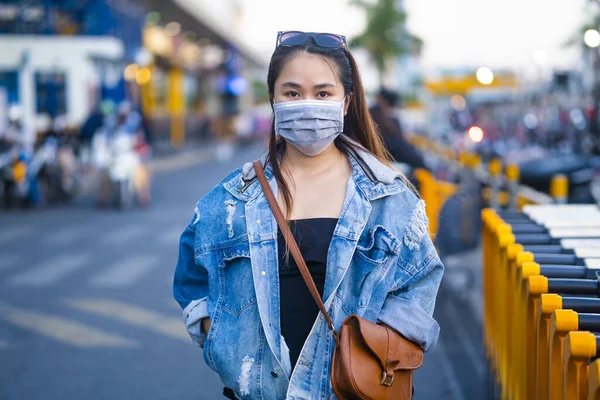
{"left": 430, "top": 246, "right": 485, "bottom": 399}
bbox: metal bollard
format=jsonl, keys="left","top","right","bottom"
{"left": 588, "top": 359, "right": 600, "bottom": 400}
{"left": 506, "top": 163, "right": 520, "bottom": 211}
{"left": 488, "top": 158, "right": 503, "bottom": 210}
{"left": 549, "top": 309, "right": 579, "bottom": 400}
{"left": 563, "top": 331, "right": 597, "bottom": 400}
{"left": 537, "top": 295, "right": 600, "bottom": 400}
{"left": 551, "top": 174, "right": 569, "bottom": 204}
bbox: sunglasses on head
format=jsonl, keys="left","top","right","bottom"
{"left": 276, "top": 31, "right": 347, "bottom": 52}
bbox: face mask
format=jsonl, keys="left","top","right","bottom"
{"left": 273, "top": 98, "right": 345, "bottom": 156}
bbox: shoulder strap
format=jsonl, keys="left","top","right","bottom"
{"left": 252, "top": 160, "right": 337, "bottom": 333}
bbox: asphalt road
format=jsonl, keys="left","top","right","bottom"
{"left": 0, "top": 143, "right": 485, "bottom": 400}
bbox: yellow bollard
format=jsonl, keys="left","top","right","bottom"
{"left": 505, "top": 243, "right": 524, "bottom": 400}
{"left": 488, "top": 158, "right": 503, "bottom": 210}
{"left": 514, "top": 252, "right": 535, "bottom": 400}
{"left": 537, "top": 294, "right": 563, "bottom": 400}
{"left": 493, "top": 226, "right": 513, "bottom": 388}
{"left": 548, "top": 309, "right": 579, "bottom": 399}
{"left": 482, "top": 209, "right": 498, "bottom": 354}
{"left": 505, "top": 163, "right": 520, "bottom": 210}
{"left": 550, "top": 174, "right": 569, "bottom": 204}
{"left": 563, "top": 331, "right": 596, "bottom": 400}
{"left": 588, "top": 359, "right": 600, "bottom": 400}
{"left": 498, "top": 232, "right": 516, "bottom": 398}
{"left": 506, "top": 163, "right": 520, "bottom": 182}
{"left": 414, "top": 169, "right": 439, "bottom": 239}
{"left": 525, "top": 272, "right": 546, "bottom": 400}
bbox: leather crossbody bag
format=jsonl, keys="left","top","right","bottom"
{"left": 253, "top": 160, "right": 423, "bottom": 400}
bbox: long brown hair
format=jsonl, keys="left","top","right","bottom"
{"left": 266, "top": 41, "right": 394, "bottom": 218}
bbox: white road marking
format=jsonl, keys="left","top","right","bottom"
{"left": 44, "top": 227, "right": 85, "bottom": 246}
{"left": 7, "top": 253, "right": 89, "bottom": 287}
{"left": 90, "top": 255, "right": 159, "bottom": 288}
{"left": 63, "top": 298, "right": 189, "bottom": 342}
{"left": 158, "top": 226, "right": 183, "bottom": 246}
{"left": 0, "top": 254, "right": 21, "bottom": 273}
{"left": 0, "top": 302, "right": 137, "bottom": 348}
{"left": 0, "top": 225, "right": 34, "bottom": 245}
{"left": 99, "top": 224, "right": 146, "bottom": 246}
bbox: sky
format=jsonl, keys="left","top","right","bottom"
{"left": 238, "top": 0, "right": 589, "bottom": 78}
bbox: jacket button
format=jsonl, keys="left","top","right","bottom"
{"left": 271, "top": 370, "right": 278, "bottom": 378}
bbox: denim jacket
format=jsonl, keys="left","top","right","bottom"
{"left": 173, "top": 143, "right": 444, "bottom": 400}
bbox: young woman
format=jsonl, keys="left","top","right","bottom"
{"left": 174, "top": 31, "right": 444, "bottom": 400}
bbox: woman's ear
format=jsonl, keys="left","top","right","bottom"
{"left": 344, "top": 93, "right": 353, "bottom": 116}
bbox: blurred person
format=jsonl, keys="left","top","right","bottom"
{"left": 214, "top": 115, "right": 236, "bottom": 162}
{"left": 91, "top": 106, "right": 117, "bottom": 207}
{"left": 3, "top": 105, "right": 35, "bottom": 155}
{"left": 79, "top": 106, "right": 104, "bottom": 168}
{"left": 370, "top": 88, "right": 428, "bottom": 171}
{"left": 51, "top": 115, "right": 78, "bottom": 196}
{"left": 173, "top": 31, "right": 443, "bottom": 399}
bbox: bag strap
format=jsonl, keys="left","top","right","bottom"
{"left": 252, "top": 160, "right": 337, "bottom": 334}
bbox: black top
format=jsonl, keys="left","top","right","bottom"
{"left": 278, "top": 217, "right": 338, "bottom": 369}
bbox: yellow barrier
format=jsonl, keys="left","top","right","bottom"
{"left": 482, "top": 206, "right": 600, "bottom": 400}
{"left": 413, "top": 168, "right": 458, "bottom": 240}
{"left": 537, "top": 293, "right": 563, "bottom": 400}
{"left": 588, "top": 359, "right": 600, "bottom": 400}
{"left": 564, "top": 331, "right": 596, "bottom": 400}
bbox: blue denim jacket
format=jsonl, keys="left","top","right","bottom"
{"left": 173, "top": 144, "right": 444, "bottom": 400}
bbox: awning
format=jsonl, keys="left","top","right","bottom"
{"left": 140, "top": 0, "right": 267, "bottom": 69}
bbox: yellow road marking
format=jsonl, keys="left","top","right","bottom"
{"left": 0, "top": 302, "right": 137, "bottom": 348}
{"left": 63, "top": 298, "right": 189, "bottom": 342}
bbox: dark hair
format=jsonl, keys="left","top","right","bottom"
{"left": 379, "top": 87, "right": 400, "bottom": 107}
{"left": 265, "top": 41, "right": 393, "bottom": 218}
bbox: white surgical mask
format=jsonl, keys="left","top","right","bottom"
{"left": 273, "top": 98, "right": 345, "bottom": 156}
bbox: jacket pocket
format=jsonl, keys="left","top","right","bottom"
{"left": 218, "top": 241, "right": 257, "bottom": 316}
{"left": 355, "top": 225, "right": 401, "bottom": 264}
{"left": 344, "top": 226, "right": 401, "bottom": 314}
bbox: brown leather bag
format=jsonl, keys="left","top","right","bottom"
{"left": 253, "top": 160, "right": 423, "bottom": 400}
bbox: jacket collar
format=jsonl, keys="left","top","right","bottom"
{"left": 222, "top": 136, "right": 406, "bottom": 202}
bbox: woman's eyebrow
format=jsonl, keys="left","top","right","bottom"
{"left": 313, "top": 83, "right": 335, "bottom": 89}
{"left": 281, "top": 82, "right": 302, "bottom": 88}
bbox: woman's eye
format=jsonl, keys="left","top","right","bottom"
{"left": 317, "top": 91, "right": 331, "bottom": 98}
{"left": 285, "top": 91, "right": 300, "bottom": 98}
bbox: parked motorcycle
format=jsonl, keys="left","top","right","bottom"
{"left": 108, "top": 130, "right": 140, "bottom": 209}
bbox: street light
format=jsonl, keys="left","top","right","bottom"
{"left": 450, "top": 94, "right": 466, "bottom": 111}
{"left": 165, "top": 22, "right": 181, "bottom": 36}
{"left": 468, "top": 126, "right": 484, "bottom": 143}
{"left": 476, "top": 67, "right": 494, "bottom": 85}
{"left": 584, "top": 29, "right": 600, "bottom": 48}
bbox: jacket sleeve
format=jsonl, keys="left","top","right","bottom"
{"left": 377, "top": 207, "right": 444, "bottom": 352}
{"left": 173, "top": 215, "right": 210, "bottom": 347}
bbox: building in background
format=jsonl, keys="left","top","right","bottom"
{"left": 0, "top": 0, "right": 144, "bottom": 127}
{"left": 0, "top": 0, "right": 265, "bottom": 147}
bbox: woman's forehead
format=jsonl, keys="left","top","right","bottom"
{"left": 277, "top": 53, "right": 341, "bottom": 86}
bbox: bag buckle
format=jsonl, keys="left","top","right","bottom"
{"left": 380, "top": 371, "right": 394, "bottom": 387}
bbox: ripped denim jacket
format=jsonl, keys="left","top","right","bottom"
{"left": 173, "top": 146, "right": 444, "bottom": 400}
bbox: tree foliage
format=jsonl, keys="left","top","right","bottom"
{"left": 350, "top": 0, "right": 421, "bottom": 81}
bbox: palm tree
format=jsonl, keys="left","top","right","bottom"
{"left": 350, "top": 0, "right": 421, "bottom": 86}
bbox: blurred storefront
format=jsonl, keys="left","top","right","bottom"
{"left": 0, "top": 0, "right": 142, "bottom": 127}
{"left": 0, "top": 0, "right": 265, "bottom": 146}
{"left": 136, "top": 0, "right": 265, "bottom": 147}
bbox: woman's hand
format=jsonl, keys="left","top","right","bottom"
{"left": 202, "top": 318, "right": 211, "bottom": 334}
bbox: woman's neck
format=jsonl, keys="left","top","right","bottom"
{"left": 280, "top": 143, "right": 346, "bottom": 177}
